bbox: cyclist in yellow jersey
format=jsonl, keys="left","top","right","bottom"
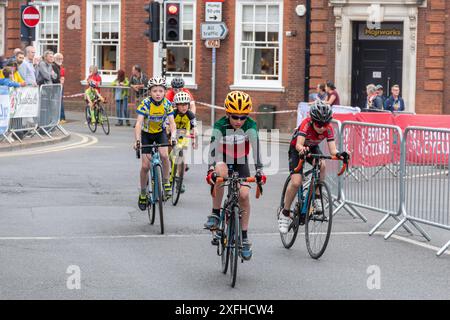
{"left": 134, "top": 77, "right": 177, "bottom": 210}
{"left": 170, "top": 91, "right": 198, "bottom": 193}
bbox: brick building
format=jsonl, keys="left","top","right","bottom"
{"left": 1, "top": 0, "right": 449, "bottom": 131}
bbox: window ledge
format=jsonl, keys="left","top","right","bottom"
{"left": 229, "top": 84, "right": 285, "bottom": 93}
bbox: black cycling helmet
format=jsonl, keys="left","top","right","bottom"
{"left": 171, "top": 77, "right": 185, "bottom": 89}
{"left": 310, "top": 100, "right": 332, "bottom": 124}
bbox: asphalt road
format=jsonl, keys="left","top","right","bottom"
{"left": 0, "top": 113, "right": 449, "bottom": 300}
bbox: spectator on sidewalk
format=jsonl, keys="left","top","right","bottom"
{"left": 309, "top": 83, "right": 327, "bottom": 103}
{"left": 54, "top": 53, "right": 66, "bottom": 123}
{"left": 130, "top": 65, "right": 148, "bottom": 103}
{"left": 0, "top": 60, "right": 25, "bottom": 84}
{"left": 384, "top": 84, "right": 405, "bottom": 112}
{"left": 5, "top": 48, "right": 22, "bottom": 65}
{"left": 33, "top": 55, "right": 42, "bottom": 68}
{"left": 112, "top": 69, "right": 130, "bottom": 126}
{"left": 376, "top": 84, "right": 387, "bottom": 104}
{"left": 0, "top": 67, "right": 26, "bottom": 87}
{"left": 36, "top": 50, "right": 57, "bottom": 85}
{"left": 87, "top": 65, "right": 102, "bottom": 89}
{"left": 18, "top": 46, "right": 37, "bottom": 86}
{"left": 365, "top": 84, "right": 383, "bottom": 110}
{"left": 325, "top": 81, "right": 340, "bottom": 106}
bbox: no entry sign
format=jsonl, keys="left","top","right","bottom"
{"left": 22, "top": 6, "right": 40, "bottom": 28}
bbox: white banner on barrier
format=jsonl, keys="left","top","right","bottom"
{"left": 0, "top": 86, "right": 10, "bottom": 135}
{"left": 10, "top": 86, "right": 39, "bottom": 118}
{"left": 297, "top": 102, "right": 361, "bottom": 126}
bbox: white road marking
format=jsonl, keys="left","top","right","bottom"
{"left": 0, "top": 231, "right": 447, "bottom": 255}
{"left": 0, "top": 133, "right": 98, "bottom": 158}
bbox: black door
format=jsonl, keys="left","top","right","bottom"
{"left": 351, "top": 26, "right": 403, "bottom": 109}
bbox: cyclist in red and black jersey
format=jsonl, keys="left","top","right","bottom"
{"left": 278, "top": 101, "right": 349, "bottom": 233}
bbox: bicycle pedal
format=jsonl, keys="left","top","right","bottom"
{"left": 211, "top": 238, "right": 219, "bottom": 246}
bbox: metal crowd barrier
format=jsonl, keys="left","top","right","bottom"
{"left": 0, "top": 84, "right": 68, "bottom": 144}
{"left": 38, "top": 84, "right": 68, "bottom": 137}
{"left": 385, "top": 126, "right": 449, "bottom": 256}
{"left": 0, "top": 86, "right": 12, "bottom": 143}
{"left": 7, "top": 86, "right": 42, "bottom": 143}
{"left": 334, "top": 121, "right": 430, "bottom": 238}
{"left": 316, "top": 119, "right": 363, "bottom": 220}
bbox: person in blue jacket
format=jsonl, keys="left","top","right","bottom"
{"left": 0, "top": 67, "right": 26, "bottom": 88}
{"left": 384, "top": 84, "right": 405, "bottom": 112}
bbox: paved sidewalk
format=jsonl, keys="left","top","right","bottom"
{"left": 0, "top": 126, "right": 71, "bottom": 152}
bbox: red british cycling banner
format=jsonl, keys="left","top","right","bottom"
{"left": 341, "top": 123, "right": 401, "bottom": 167}
{"left": 334, "top": 113, "right": 450, "bottom": 166}
{"left": 404, "top": 128, "right": 449, "bottom": 165}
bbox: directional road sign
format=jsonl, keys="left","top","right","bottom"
{"left": 205, "top": 2, "right": 222, "bottom": 22}
{"left": 200, "top": 22, "right": 228, "bottom": 40}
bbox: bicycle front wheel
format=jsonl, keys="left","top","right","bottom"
{"left": 86, "top": 106, "right": 97, "bottom": 133}
{"left": 229, "top": 206, "right": 240, "bottom": 288}
{"left": 171, "top": 157, "right": 184, "bottom": 206}
{"left": 155, "top": 164, "right": 165, "bottom": 234}
{"left": 220, "top": 208, "right": 229, "bottom": 274}
{"left": 279, "top": 175, "right": 300, "bottom": 249}
{"left": 99, "top": 106, "right": 110, "bottom": 135}
{"left": 305, "top": 181, "right": 333, "bottom": 259}
{"left": 148, "top": 178, "right": 155, "bottom": 225}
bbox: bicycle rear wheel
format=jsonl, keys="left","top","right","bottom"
{"left": 305, "top": 181, "right": 333, "bottom": 259}
{"left": 171, "top": 156, "right": 184, "bottom": 206}
{"left": 229, "top": 206, "right": 240, "bottom": 288}
{"left": 99, "top": 106, "right": 110, "bottom": 135}
{"left": 279, "top": 175, "right": 300, "bottom": 249}
{"left": 86, "top": 106, "right": 97, "bottom": 133}
{"left": 155, "top": 164, "right": 165, "bottom": 234}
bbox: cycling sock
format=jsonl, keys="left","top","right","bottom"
{"left": 282, "top": 208, "right": 290, "bottom": 217}
{"left": 242, "top": 230, "right": 248, "bottom": 240}
{"left": 141, "top": 189, "right": 147, "bottom": 196}
{"left": 212, "top": 208, "right": 220, "bottom": 217}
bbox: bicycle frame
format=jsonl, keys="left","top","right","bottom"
{"left": 298, "top": 162, "right": 321, "bottom": 217}
{"left": 146, "top": 144, "right": 164, "bottom": 205}
{"left": 169, "top": 139, "right": 185, "bottom": 184}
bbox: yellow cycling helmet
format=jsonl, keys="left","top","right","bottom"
{"left": 224, "top": 91, "right": 252, "bottom": 114}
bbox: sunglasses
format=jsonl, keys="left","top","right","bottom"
{"left": 314, "top": 121, "right": 329, "bottom": 128}
{"left": 230, "top": 115, "right": 248, "bottom": 121}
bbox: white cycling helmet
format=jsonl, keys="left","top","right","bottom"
{"left": 148, "top": 76, "right": 167, "bottom": 89}
{"left": 174, "top": 91, "right": 191, "bottom": 105}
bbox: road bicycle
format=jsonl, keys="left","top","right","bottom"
{"left": 279, "top": 153, "right": 348, "bottom": 259}
{"left": 85, "top": 99, "right": 110, "bottom": 135}
{"left": 136, "top": 141, "right": 172, "bottom": 234}
{"left": 169, "top": 132, "right": 195, "bottom": 206}
{"left": 208, "top": 167, "right": 262, "bottom": 288}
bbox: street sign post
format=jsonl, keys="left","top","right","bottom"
{"left": 200, "top": 22, "right": 228, "bottom": 40}
{"left": 205, "top": 2, "right": 222, "bottom": 22}
{"left": 20, "top": 5, "right": 40, "bottom": 44}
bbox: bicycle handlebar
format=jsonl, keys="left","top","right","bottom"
{"left": 294, "top": 153, "right": 349, "bottom": 176}
{"left": 211, "top": 175, "right": 262, "bottom": 199}
{"left": 135, "top": 141, "right": 172, "bottom": 159}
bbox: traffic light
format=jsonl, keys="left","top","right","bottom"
{"left": 144, "top": 1, "right": 160, "bottom": 42}
{"left": 164, "top": 2, "right": 180, "bottom": 42}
